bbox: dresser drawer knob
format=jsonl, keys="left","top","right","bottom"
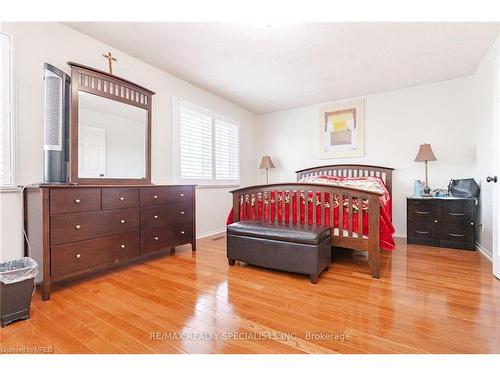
{"left": 180, "top": 211, "right": 185, "bottom": 215}
{"left": 75, "top": 199, "right": 81, "bottom": 204}
{"left": 120, "top": 244, "right": 126, "bottom": 249}
{"left": 434, "top": 220, "right": 438, "bottom": 223}
{"left": 119, "top": 197, "right": 125, "bottom": 201}
{"left": 180, "top": 193, "right": 184, "bottom": 197}
{"left": 75, "top": 253, "right": 81, "bottom": 259}
{"left": 180, "top": 230, "right": 185, "bottom": 234}
{"left": 75, "top": 224, "right": 81, "bottom": 230}
{"left": 154, "top": 215, "right": 159, "bottom": 219}
{"left": 120, "top": 219, "right": 126, "bottom": 224}
{"left": 154, "top": 236, "right": 159, "bottom": 241}
{"left": 470, "top": 222, "right": 474, "bottom": 226}
{"left": 153, "top": 195, "right": 158, "bottom": 199}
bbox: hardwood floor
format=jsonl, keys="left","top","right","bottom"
{"left": 1, "top": 235, "right": 499, "bottom": 354}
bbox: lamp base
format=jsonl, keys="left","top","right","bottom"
{"left": 422, "top": 186, "right": 432, "bottom": 197}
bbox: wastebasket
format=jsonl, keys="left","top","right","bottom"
{"left": 0, "top": 257, "right": 39, "bottom": 327}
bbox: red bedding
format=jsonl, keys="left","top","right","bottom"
{"left": 227, "top": 175, "right": 395, "bottom": 250}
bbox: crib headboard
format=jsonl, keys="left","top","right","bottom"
{"left": 296, "top": 164, "right": 394, "bottom": 197}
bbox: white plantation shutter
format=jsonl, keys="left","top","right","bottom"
{"left": 179, "top": 105, "right": 213, "bottom": 180}
{"left": 215, "top": 118, "right": 239, "bottom": 180}
{"left": 0, "top": 32, "right": 13, "bottom": 187}
{"left": 177, "top": 99, "right": 239, "bottom": 185}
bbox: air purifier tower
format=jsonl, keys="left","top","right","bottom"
{"left": 43, "top": 63, "right": 71, "bottom": 183}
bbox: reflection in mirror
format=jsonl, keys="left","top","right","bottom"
{"left": 78, "top": 91, "right": 147, "bottom": 179}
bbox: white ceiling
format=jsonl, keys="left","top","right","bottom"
{"left": 65, "top": 22, "right": 500, "bottom": 114}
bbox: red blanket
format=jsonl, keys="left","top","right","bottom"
{"left": 227, "top": 176, "right": 395, "bottom": 250}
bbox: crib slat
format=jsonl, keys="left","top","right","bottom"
{"left": 285, "top": 191, "right": 290, "bottom": 223}
{"left": 266, "top": 192, "right": 271, "bottom": 222}
{"left": 358, "top": 198, "right": 363, "bottom": 239}
{"left": 320, "top": 192, "right": 325, "bottom": 225}
{"left": 275, "top": 191, "right": 280, "bottom": 222}
{"left": 312, "top": 193, "right": 317, "bottom": 224}
{"left": 338, "top": 194, "right": 343, "bottom": 237}
{"left": 329, "top": 193, "right": 334, "bottom": 229}
{"left": 348, "top": 196, "right": 353, "bottom": 237}
{"left": 296, "top": 191, "right": 300, "bottom": 224}
{"left": 304, "top": 191, "right": 308, "bottom": 224}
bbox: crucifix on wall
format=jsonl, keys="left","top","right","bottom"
{"left": 102, "top": 51, "right": 117, "bottom": 74}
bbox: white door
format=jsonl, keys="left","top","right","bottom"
{"left": 78, "top": 125, "right": 106, "bottom": 178}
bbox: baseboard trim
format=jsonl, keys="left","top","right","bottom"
{"left": 197, "top": 228, "right": 226, "bottom": 240}
{"left": 476, "top": 242, "right": 492, "bottom": 262}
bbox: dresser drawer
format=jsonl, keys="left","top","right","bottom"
{"left": 169, "top": 202, "right": 194, "bottom": 223}
{"left": 51, "top": 208, "right": 140, "bottom": 245}
{"left": 51, "top": 211, "right": 102, "bottom": 245}
{"left": 102, "top": 188, "right": 139, "bottom": 210}
{"left": 101, "top": 208, "right": 140, "bottom": 236}
{"left": 140, "top": 186, "right": 193, "bottom": 207}
{"left": 51, "top": 232, "right": 140, "bottom": 278}
{"left": 141, "top": 226, "right": 172, "bottom": 254}
{"left": 439, "top": 221, "right": 474, "bottom": 244}
{"left": 140, "top": 206, "right": 171, "bottom": 228}
{"left": 407, "top": 220, "right": 439, "bottom": 241}
{"left": 440, "top": 199, "right": 475, "bottom": 222}
{"left": 407, "top": 199, "right": 439, "bottom": 220}
{"left": 141, "top": 203, "right": 193, "bottom": 229}
{"left": 50, "top": 188, "right": 101, "bottom": 214}
{"left": 141, "top": 226, "right": 193, "bottom": 254}
{"left": 169, "top": 225, "right": 193, "bottom": 247}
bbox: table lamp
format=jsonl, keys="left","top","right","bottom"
{"left": 414, "top": 143, "right": 437, "bottom": 196}
{"left": 259, "top": 155, "right": 275, "bottom": 184}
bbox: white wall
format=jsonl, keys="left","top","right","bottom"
{"left": 0, "top": 22, "right": 258, "bottom": 261}
{"left": 257, "top": 77, "right": 475, "bottom": 238}
{"left": 472, "top": 35, "right": 500, "bottom": 257}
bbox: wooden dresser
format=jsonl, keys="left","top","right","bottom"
{"left": 407, "top": 197, "right": 476, "bottom": 250}
{"left": 24, "top": 184, "right": 196, "bottom": 300}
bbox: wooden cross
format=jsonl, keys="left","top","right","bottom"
{"left": 102, "top": 51, "right": 117, "bottom": 74}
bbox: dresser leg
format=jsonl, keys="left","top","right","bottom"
{"left": 170, "top": 247, "right": 176, "bottom": 255}
{"left": 191, "top": 241, "right": 196, "bottom": 252}
{"left": 41, "top": 280, "right": 51, "bottom": 301}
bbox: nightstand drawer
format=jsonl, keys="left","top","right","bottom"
{"left": 439, "top": 222, "right": 474, "bottom": 244}
{"left": 407, "top": 199, "right": 439, "bottom": 219}
{"left": 407, "top": 220, "right": 439, "bottom": 241}
{"left": 440, "top": 199, "right": 475, "bottom": 222}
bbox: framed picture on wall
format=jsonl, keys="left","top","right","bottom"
{"left": 318, "top": 99, "right": 364, "bottom": 159}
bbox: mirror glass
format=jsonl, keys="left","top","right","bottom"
{"left": 78, "top": 91, "right": 147, "bottom": 179}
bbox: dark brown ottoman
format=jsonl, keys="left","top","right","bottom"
{"left": 227, "top": 221, "right": 331, "bottom": 283}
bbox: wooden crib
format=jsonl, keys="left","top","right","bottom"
{"left": 230, "top": 164, "right": 394, "bottom": 278}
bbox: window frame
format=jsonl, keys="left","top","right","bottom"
{"left": 0, "top": 31, "right": 16, "bottom": 190}
{"left": 173, "top": 97, "right": 240, "bottom": 187}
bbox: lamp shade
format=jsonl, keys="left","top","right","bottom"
{"left": 259, "top": 155, "right": 275, "bottom": 169}
{"left": 414, "top": 144, "right": 437, "bottom": 162}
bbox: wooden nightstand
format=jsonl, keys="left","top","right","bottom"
{"left": 407, "top": 197, "right": 477, "bottom": 250}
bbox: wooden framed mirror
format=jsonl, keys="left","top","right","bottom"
{"left": 68, "top": 62, "right": 155, "bottom": 185}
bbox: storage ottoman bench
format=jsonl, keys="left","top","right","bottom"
{"left": 226, "top": 221, "right": 332, "bottom": 283}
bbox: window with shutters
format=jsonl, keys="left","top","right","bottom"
{"left": 174, "top": 98, "right": 240, "bottom": 186}
{"left": 0, "top": 32, "right": 14, "bottom": 188}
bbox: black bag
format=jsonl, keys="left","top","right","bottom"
{"left": 447, "top": 178, "right": 480, "bottom": 198}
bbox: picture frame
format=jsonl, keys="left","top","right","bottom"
{"left": 318, "top": 99, "right": 364, "bottom": 159}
